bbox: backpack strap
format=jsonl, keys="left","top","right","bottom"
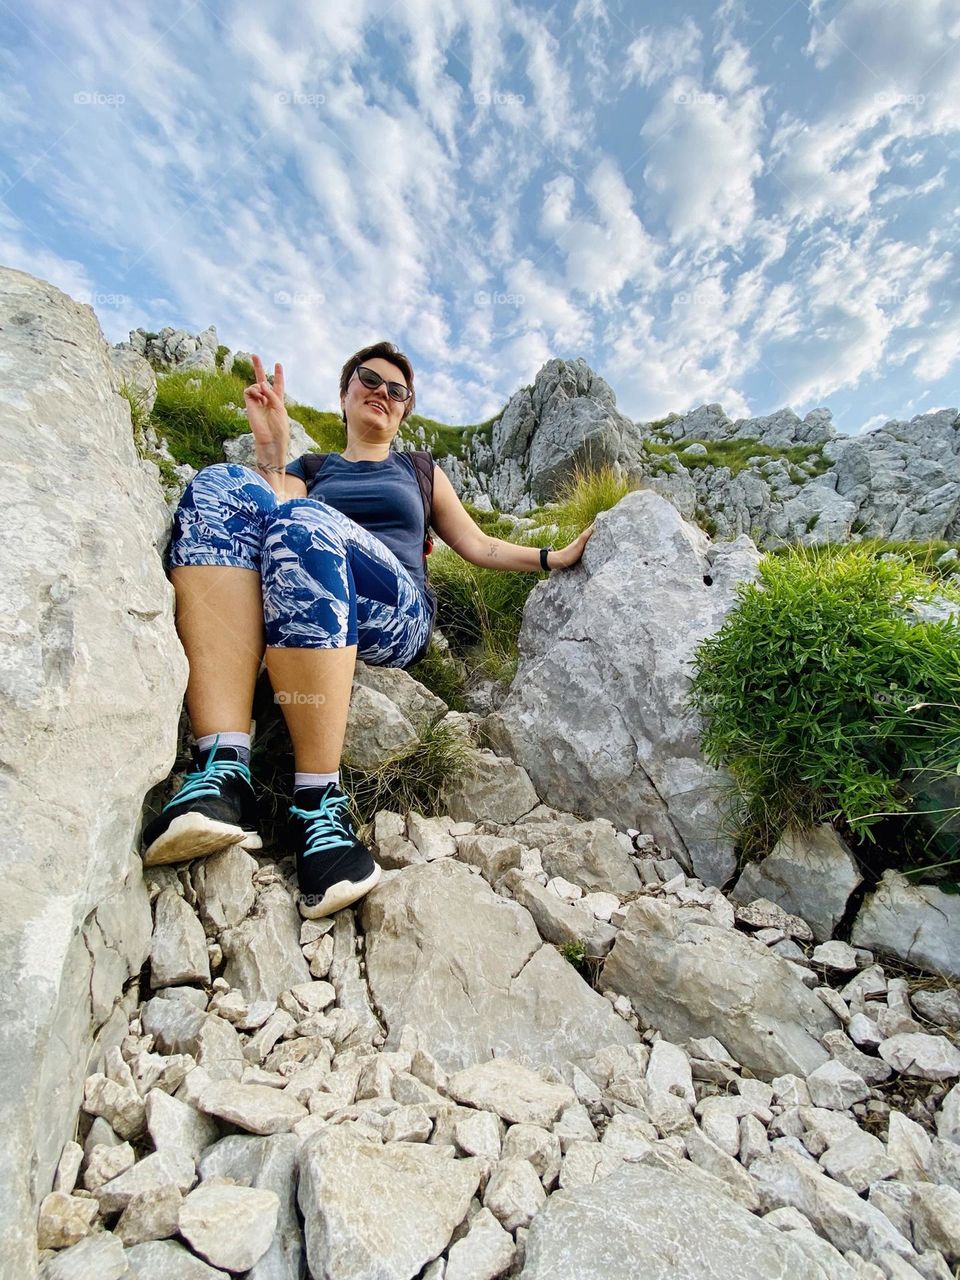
{"left": 298, "top": 452, "right": 329, "bottom": 484}
{"left": 407, "top": 449, "right": 435, "bottom": 557}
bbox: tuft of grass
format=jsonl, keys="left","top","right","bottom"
{"left": 215, "top": 344, "right": 230, "bottom": 370}
{"left": 286, "top": 403, "right": 345, "bottom": 453}
{"left": 341, "top": 718, "right": 474, "bottom": 834}
{"left": 405, "top": 641, "right": 470, "bottom": 711}
{"left": 768, "top": 536, "right": 960, "bottom": 586}
{"left": 686, "top": 542, "right": 960, "bottom": 874}
{"left": 118, "top": 379, "right": 152, "bottom": 437}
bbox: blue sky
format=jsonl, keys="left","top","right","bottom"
{"left": 1, "top": 0, "right": 957, "bottom": 436}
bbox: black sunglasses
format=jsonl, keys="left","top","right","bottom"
{"left": 355, "top": 365, "right": 412, "bottom": 403}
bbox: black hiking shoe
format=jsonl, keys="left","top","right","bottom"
{"left": 141, "top": 735, "right": 262, "bottom": 866}
{"left": 290, "top": 783, "right": 381, "bottom": 918}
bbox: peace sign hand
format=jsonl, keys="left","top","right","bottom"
{"left": 243, "top": 354, "right": 290, "bottom": 465}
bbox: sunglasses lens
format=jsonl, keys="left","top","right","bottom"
{"left": 357, "top": 365, "right": 409, "bottom": 402}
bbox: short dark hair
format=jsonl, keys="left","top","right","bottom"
{"left": 339, "top": 341, "right": 416, "bottom": 426}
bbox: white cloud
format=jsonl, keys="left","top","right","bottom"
{"left": 623, "top": 17, "right": 702, "bottom": 89}
{"left": 911, "top": 313, "right": 960, "bottom": 381}
{"left": 539, "top": 159, "right": 661, "bottom": 304}
{"left": 640, "top": 75, "right": 766, "bottom": 250}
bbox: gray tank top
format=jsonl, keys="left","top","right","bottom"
{"left": 285, "top": 450, "right": 433, "bottom": 602}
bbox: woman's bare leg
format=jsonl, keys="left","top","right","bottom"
{"left": 265, "top": 644, "right": 358, "bottom": 773}
{"left": 170, "top": 565, "right": 265, "bottom": 735}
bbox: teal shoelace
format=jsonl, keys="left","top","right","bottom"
{"left": 290, "top": 789, "right": 354, "bottom": 857}
{"left": 162, "top": 733, "right": 251, "bottom": 812}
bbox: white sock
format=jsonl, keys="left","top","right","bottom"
{"left": 294, "top": 770, "right": 340, "bottom": 792}
{"left": 196, "top": 731, "right": 251, "bottom": 763}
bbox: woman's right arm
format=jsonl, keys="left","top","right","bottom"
{"left": 244, "top": 353, "right": 308, "bottom": 499}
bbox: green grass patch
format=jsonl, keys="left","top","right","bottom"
{"left": 286, "top": 403, "right": 345, "bottom": 452}
{"left": 769, "top": 537, "right": 960, "bottom": 583}
{"left": 403, "top": 408, "right": 504, "bottom": 460}
{"left": 644, "top": 436, "right": 828, "bottom": 479}
{"left": 150, "top": 368, "right": 258, "bottom": 469}
{"left": 686, "top": 543, "right": 960, "bottom": 877}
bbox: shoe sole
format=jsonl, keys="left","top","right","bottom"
{"left": 298, "top": 863, "right": 382, "bottom": 919}
{"left": 142, "top": 812, "right": 263, "bottom": 867}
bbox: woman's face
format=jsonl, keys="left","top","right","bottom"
{"left": 341, "top": 357, "right": 410, "bottom": 443}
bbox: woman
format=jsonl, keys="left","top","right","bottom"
{"left": 141, "top": 341, "right": 594, "bottom": 918}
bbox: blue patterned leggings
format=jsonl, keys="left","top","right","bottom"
{"left": 166, "top": 463, "right": 434, "bottom": 668}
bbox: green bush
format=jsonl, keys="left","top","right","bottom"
{"left": 685, "top": 543, "right": 960, "bottom": 870}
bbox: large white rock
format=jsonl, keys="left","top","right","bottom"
{"left": 749, "top": 1147, "right": 921, "bottom": 1272}
{"left": 851, "top": 870, "right": 960, "bottom": 978}
{"left": 298, "top": 1125, "right": 482, "bottom": 1280}
{"left": 220, "top": 885, "right": 311, "bottom": 1021}
{"left": 731, "top": 824, "right": 862, "bottom": 942}
{"left": 124, "top": 1238, "right": 230, "bottom": 1277}
{"left": 446, "top": 1059, "right": 575, "bottom": 1126}
{"left": 192, "top": 845, "right": 257, "bottom": 932}
{"left": 0, "top": 268, "right": 186, "bottom": 1274}
{"left": 519, "top": 1158, "right": 833, "bottom": 1278}
{"left": 195, "top": 1079, "right": 308, "bottom": 1135}
{"left": 179, "top": 1183, "right": 279, "bottom": 1273}
{"left": 360, "top": 860, "right": 640, "bottom": 1071}
{"left": 150, "top": 889, "right": 211, "bottom": 987}
{"left": 445, "top": 1206, "right": 515, "bottom": 1280}
{"left": 601, "top": 897, "right": 837, "bottom": 1078}
{"left": 878, "top": 1032, "right": 960, "bottom": 1080}
{"left": 197, "top": 1132, "right": 302, "bottom": 1280}
{"left": 482, "top": 491, "right": 762, "bottom": 885}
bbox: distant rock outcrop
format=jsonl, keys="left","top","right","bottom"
{"left": 118, "top": 324, "right": 221, "bottom": 373}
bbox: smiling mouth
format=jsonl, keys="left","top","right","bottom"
{"left": 366, "top": 401, "right": 387, "bottom": 415}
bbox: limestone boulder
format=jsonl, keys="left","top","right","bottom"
{"left": 361, "top": 860, "right": 640, "bottom": 1072}
{"left": 601, "top": 897, "right": 838, "bottom": 1078}
{"left": 220, "top": 885, "right": 311, "bottom": 1021}
{"left": 482, "top": 490, "right": 761, "bottom": 886}
{"left": 0, "top": 267, "right": 187, "bottom": 1273}
{"left": 731, "top": 824, "right": 862, "bottom": 942}
{"left": 851, "top": 870, "right": 960, "bottom": 979}
{"left": 519, "top": 1158, "right": 835, "bottom": 1279}
{"left": 298, "top": 1126, "right": 482, "bottom": 1280}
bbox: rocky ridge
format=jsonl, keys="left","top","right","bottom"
{"left": 116, "top": 324, "right": 960, "bottom": 553}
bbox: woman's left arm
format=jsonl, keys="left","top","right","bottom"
{"left": 430, "top": 465, "right": 595, "bottom": 572}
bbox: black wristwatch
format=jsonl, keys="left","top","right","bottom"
{"left": 540, "top": 546, "right": 553, "bottom": 571}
